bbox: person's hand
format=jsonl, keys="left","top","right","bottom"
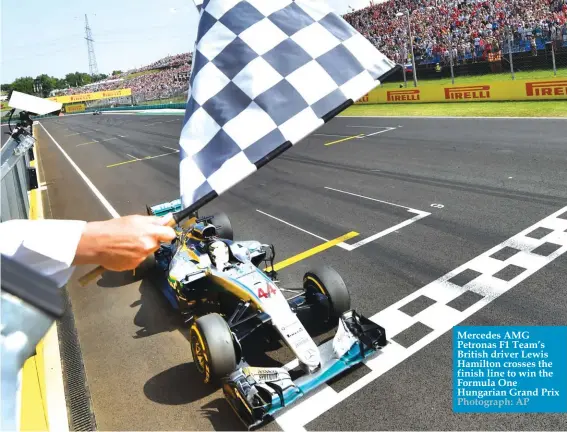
{"left": 73, "top": 214, "right": 176, "bottom": 272}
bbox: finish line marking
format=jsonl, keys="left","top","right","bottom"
{"left": 106, "top": 150, "right": 179, "bottom": 168}
{"left": 264, "top": 231, "right": 359, "bottom": 273}
{"left": 324, "top": 187, "right": 430, "bottom": 251}
{"left": 275, "top": 205, "right": 567, "bottom": 431}
{"left": 257, "top": 187, "right": 430, "bottom": 252}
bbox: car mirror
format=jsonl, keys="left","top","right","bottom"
{"left": 261, "top": 244, "right": 275, "bottom": 261}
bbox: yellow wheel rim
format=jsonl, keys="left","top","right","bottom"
{"left": 190, "top": 325, "right": 211, "bottom": 383}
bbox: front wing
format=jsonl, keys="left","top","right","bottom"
{"left": 222, "top": 310, "right": 387, "bottom": 430}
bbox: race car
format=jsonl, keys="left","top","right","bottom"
{"left": 93, "top": 110, "right": 102, "bottom": 115}
{"left": 147, "top": 199, "right": 388, "bottom": 429}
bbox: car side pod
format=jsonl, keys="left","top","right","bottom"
{"left": 222, "top": 310, "right": 388, "bottom": 430}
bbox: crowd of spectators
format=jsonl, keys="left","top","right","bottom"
{"left": 56, "top": 52, "right": 192, "bottom": 101}
{"left": 132, "top": 52, "right": 191, "bottom": 73}
{"left": 344, "top": 0, "right": 567, "bottom": 66}
{"left": 55, "top": 1, "right": 567, "bottom": 100}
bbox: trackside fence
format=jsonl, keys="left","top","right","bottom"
{"left": 1, "top": 124, "right": 37, "bottom": 222}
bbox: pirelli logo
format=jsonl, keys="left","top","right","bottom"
{"left": 387, "top": 89, "right": 420, "bottom": 102}
{"left": 525, "top": 80, "right": 567, "bottom": 97}
{"left": 444, "top": 85, "right": 490, "bottom": 100}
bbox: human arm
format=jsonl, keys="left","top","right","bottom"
{"left": 0, "top": 214, "right": 176, "bottom": 287}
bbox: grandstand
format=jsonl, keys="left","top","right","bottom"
{"left": 57, "top": 0, "right": 566, "bottom": 105}
{"left": 343, "top": 0, "right": 567, "bottom": 66}
{"left": 56, "top": 52, "right": 192, "bottom": 106}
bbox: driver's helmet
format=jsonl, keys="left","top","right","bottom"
{"left": 209, "top": 240, "right": 230, "bottom": 268}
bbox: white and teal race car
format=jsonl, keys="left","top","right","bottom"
{"left": 147, "top": 199, "right": 388, "bottom": 430}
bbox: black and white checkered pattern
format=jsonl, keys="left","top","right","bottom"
{"left": 180, "top": 0, "right": 396, "bottom": 210}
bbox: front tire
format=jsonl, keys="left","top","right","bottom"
{"left": 303, "top": 265, "right": 351, "bottom": 324}
{"left": 189, "top": 313, "right": 237, "bottom": 384}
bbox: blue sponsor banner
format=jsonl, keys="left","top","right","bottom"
{"left": 453, "top": 326, "right": 567, "bottom": 413}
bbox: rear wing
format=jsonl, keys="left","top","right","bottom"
{"left": 146, "top": 199, "right": 183, "bottom": 217}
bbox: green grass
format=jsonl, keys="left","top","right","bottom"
{"left": 126, "top": 69, "right": 161, "bottom": 79}
{"left": 342, "top": 101, "right": 567, "bottom": 117}
{"left": 380, "top": 68, "right": 567, "bottom": 90}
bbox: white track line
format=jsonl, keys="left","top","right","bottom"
{"left": 162, "top": 145, "right": 178, "bottom": 151}
{"left": 276, "top": 204, "right": 567, "bottom": 431}
{"left": 363, "top": 127, "right": 397, "bottom": 137}
{"left": 325, "top": 186, "right": 413, "bottom": 210}
{"left": 39, "top": 123, "right": 120, "bottom": 218}
{"left": 64, "top": 132, "right": 81, "bottom": 137}
{"left": 344, "top": 210, "right": 430, "bottom": 251}
{"left": 325, "top": 187, "right": 430, "bottom": 250}
{"left": 76, "top": 137, "right": 118, "bottom": 147}
{"left": 346, "top": 125, "right": 396, "bottom": 129}
{"left": 258, "top": 188, "right": 430, "bottom": 251}
{"left": 256, "top": 209, "right": 328, "bottom": 242}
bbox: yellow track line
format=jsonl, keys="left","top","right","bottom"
{"left": 20, "top": 356, "right": 48, "bottom": 431}
{"left": 106, "top": 150, "right": 179, "bottom": 168}
{"left": 324, "top": 134, "right": 364, "bottom": 146}
{"left": 265, "top": 231, "right": 359, "bottom": 272}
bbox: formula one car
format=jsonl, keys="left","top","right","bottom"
{"left": 93, "top": 110, "right": 102, "bottom": 115}
{"left": 147, "top": 199, "right": 388, "bottom": 429}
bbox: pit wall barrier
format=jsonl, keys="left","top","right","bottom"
{"left": 19, "top": 125, "right": 49, "bottom": 431}
{"left": 355, "top": 77, "right": 567, "bottom": 104}
{"left": 18, "top": 125, "right": 70, "bottom": 432}
{"left": 24, "top": 103, "right": 187, "bottom": 121}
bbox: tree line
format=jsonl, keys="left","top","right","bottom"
{"left": 1, "top": 70, "right": 124, "bottom": 98}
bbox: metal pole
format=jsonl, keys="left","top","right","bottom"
{"left": 400, "top": 44, "right": 408, "bottom": 87}
{"left": 508, "top": 32, "right": 515, "bottom": 80}
{"left": 551, "top": 40, "right": 557, "bottom": 76}
{"left": 407, "top": 11, "right": 418, "bottom": 87}
{"left": 449, "top": 39, "right": 455, "bottom": 84}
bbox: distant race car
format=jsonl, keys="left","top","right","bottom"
{"left": 146, "top": 199, "right": 388, "bottom": 429}
{"left": 93, "top": 110, "right": 102, "bottom": 115}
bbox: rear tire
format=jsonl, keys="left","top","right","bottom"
{"left": 303, "top": 265, "right": 351, "bottom": 324}
{"left": 213, "top": 212, "right": 233, "bottom": 240}
{"left": 189, "top": 313, "right": 237, "bottom": 384}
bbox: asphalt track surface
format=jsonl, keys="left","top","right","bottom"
{"left": 35, "top": 112, "right": 567, "bottom": 431}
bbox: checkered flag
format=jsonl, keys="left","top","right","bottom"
{"left": 180, "top": 0, "right": 396, "bottom": 211}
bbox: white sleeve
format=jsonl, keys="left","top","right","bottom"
{"left": 0, "top": 219, "right": 87, "bottom": 288}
